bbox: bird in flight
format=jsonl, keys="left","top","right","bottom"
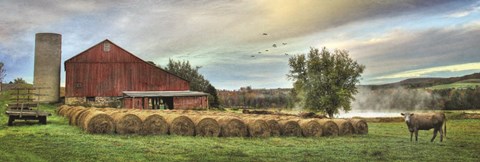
{"left": 251, "top": 55, "right": 255, "bottom": 57}
{"left": 265, "top": 49, "right": 269, "bottom": 52}
{"left": 262, "top": 33, "right": 268, "bottom": 36}
{"left": 258, "top": 52, "right": 262, "bottom": 54}
{"left": 282, "top": 43, "right": 287, "bottom": 45}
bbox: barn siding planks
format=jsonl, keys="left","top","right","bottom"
{"left": 174, "top": 96, "right": 209, "bottom": 110}
{"left": 65, "top": 40, "right": 189, "bottom": 97}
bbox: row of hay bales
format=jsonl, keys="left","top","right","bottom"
{"left": 57, "top": 105, "right": 368, "bottom": 137}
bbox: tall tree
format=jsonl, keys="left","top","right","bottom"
{"left": 206, "top": 84, "right": 220, "bottom": 108}
{"left": 164, "top": 59, "right": 220, "bottom": 108}
{"left": 288, "top": 47, "right": 365, "bottom": 118}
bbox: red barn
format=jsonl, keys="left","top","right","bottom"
{"left": 64, "top": 40, "right": 208, "bottom": 109}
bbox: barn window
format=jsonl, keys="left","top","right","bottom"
{"left": 74, "top": 82, "right": 82, "bottom": 89}
{"left": 103, "top": 42, "right": 111, "bottom": 52}
{"left": 86, "top": 97, "right": 95, "bottom": 102}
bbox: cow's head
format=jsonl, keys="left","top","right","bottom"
{"left": 401, "top": 113, "right": 414, "bottom": 123}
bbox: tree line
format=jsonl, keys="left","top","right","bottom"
{"left": 217, "top": 86, "right": 294, "bottom": 109}
{"left": 432, "top": 87, "right": 480, "bottom": 110}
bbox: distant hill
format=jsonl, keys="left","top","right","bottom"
{"left": 368, "top": 72, "right": 480, "bottom": 89}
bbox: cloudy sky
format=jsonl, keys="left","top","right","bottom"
{"left": 1, "top": 0, "right": 480, "bottom": 90}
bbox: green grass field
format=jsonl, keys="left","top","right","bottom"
{"left": 426, "top": 81, "right": 480, "bottom": 90}
{"left": 1, "top": 103, "right": 479, "bottom": 161}
{"left": 456, "top": 79, "right": 480, "bottom": 83}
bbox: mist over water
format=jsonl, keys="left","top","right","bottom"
{"left": 336, "top": 112, "right": 402, "bottom": 118}
{"left": 337, "top": 86, "right": 440, "bottom": 118}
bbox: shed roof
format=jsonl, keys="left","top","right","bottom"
{"left": 123, "top": 91, "right": 209, "bottom": 97}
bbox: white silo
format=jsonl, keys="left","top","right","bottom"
{"left": 33, "top": 33, "right": 61, "bottom": 102}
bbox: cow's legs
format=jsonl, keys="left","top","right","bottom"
{"left": 439, "top": 127, "right": 444, "bottom": 142}
{"left": 431, "top": 129, "right": 438, "bottom": 142}
{"left": 415, "top": 130, "right": 419, "bottom": 142}
{"left": 410, "top": 132, "right": 413, "bottom": 142}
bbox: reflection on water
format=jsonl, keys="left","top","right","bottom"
{"left": 336, "top": 111, "right": 403, "bottom": 118}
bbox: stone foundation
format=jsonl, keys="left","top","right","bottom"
{"left": 65, "top": 96, "right": 121, "bottom": 108}
{"left": 65, "top": 97, "right": 86, "bottom": 106}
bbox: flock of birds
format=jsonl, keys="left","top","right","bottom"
{"left": 251, "top": 33, "right": 290, "bottom": 58}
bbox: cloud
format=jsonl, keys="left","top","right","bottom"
{"left": 4, "top": 0, "right": 456, "bottom": 54}
{"left": 375, "top": 62, "right": 480, "bottom": 79}
{"left": 446, "top": 2, "right": 480, "bottom": 18}
{"left": 448, "top": 11, "right": 472, "bottom": 18}
{"left": 0, "top": 0, "right": 476, "bottom": 88}
{"left": 314, "top": 19, "right": 480, "bottom": 84}
{"left": 0, "top": 1, "right": 110, "bottom": 43}
{"left": 0, "top": 0, "right": 461, "bottom": 58}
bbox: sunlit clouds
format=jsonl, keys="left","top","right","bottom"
{"left": 376, "top": 62, "right": 480, "bottom": 79}
{"left": 0, "top": 0, "right": 479, "bottom": 89}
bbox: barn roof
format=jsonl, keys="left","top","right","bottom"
{"left": 64, "top": 39, "right": 189, "bottom": 82}
{"left": 122, "top": 91, "right": 209, "bottom": 97}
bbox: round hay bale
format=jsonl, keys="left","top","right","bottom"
{"left": 332, "top": 119, "right": 354, "bottom": 136}
{"left": 57, "top": 105, "right": 69, "bottom": 115}
{"left": 58, "top": 106, "right": 71, "bottom": 117}
{"left": 104, "top": 109, "right": 125, "bottom": 118}
{"left": 190, "top": 116, "right": 220, "bottom": 137}
{"left": 83, "top": 111, "right": 115, "bottom": 134}
{"left": 277, "top": 116, "right": 298, "bottom": 121}
{"left": 65, "top": 106, "right": 83, "bottom": 118}
{"left": 298, "top": 119, "right": 323, "bottom": 137}
{"left": 77, "top": 109, "right": 95, "bottom": 128}
{"left": 163, "top": 110, "right": 180, "bottom": 114}
{"left": 180, "top": 110, "right": 192, "bottom": 114}
{"left": 244, "top": 118, "right": 271, "bottom": 137}
{"left": 165, "top": 115, "right": 195, "bottom": 136}
{"left": 111, "top": 112, "right": 143, "bottom": 134}
{"left": 135, "top": 112, "right": 169, "bottom": 135}
{"left": 206, "top": 112, "right": 224, "bottom": 116}
{"left": 216, "top": 117, "right": 248, "bottom": 137}
{"left": 124, "top": 109, "right": 142, "bottom": 113}
{"left": 67, "top": 106, "right": 85, "bottom": 117}
{"left": 69, "top": 108, "right": 88, "bottom": 125}
{"left": 98, "top": 108, "right": 125, "bottom": 114}
{"left": 63, "top": 107, "right": 75, "bottom": 118}
{"left": 317, "top": 119, "right": 339, "bottom": 136}
{"left": 278, "top": 120, "right": 303, "bottom": 137}
{"left": 265, "top": 119, "right": 281, "bottom": 136}
{"left": 349, "top": 119, "right": 368, "bottom": 134}
{"left": 75, "top": 109, "right": 94, "bottom": 129}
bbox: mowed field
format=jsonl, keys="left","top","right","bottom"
{"left": 427, "top": 79, "right": 480, "bottom": 90}
{"left": 1, "top": 104, "right": 479, "bottom": 161}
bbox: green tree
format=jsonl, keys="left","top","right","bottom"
{"left": 13, "top": 77, "right": 27, "bottom": 84}
{"left": 164, "top": 59, "right": 220, "bottom": 108}
{"left": 288, "top": 47, "right": 365, "bottom": 118}
{"left": 206, "top": 84, "right": 219, "bottom": 108}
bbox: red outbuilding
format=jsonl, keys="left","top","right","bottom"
{"left": 64, "top": 40, "right": 208, "bottom": 109}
